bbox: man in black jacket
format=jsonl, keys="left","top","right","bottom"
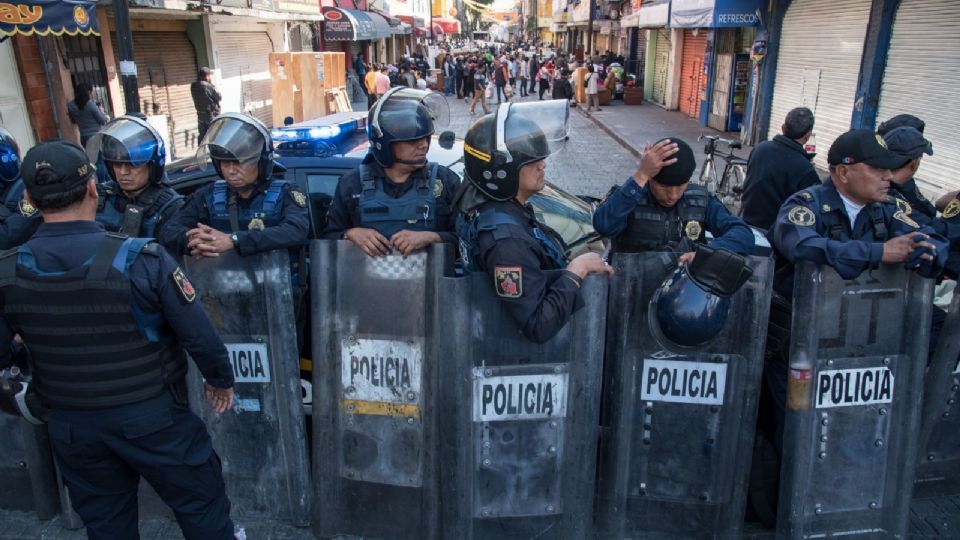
{"left": 740, "top": 107, "right": 819, "bottom": 231}
{"left": 552, "top": 69, "right": 574, "bottom": 102}
{"left": 190, "top": 67, "right": 221, "bottom": 141}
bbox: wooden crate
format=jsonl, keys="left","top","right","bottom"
{"left": 300, "top": 52, "right": 347, "bottom": 120}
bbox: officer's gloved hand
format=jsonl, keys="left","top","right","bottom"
{"left": 904, "top": 236, "right": 936, "bottom": 270}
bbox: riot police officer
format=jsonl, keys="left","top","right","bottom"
{"left": 765, "top": 129, "right": 948, "bottom": 450}
{"left": 456, "top": 102, "right": 611, "bottom": 344}
{"left": 0, "top": 140, "right": 236, "bottom": 539}
{"left": 86, "top": 115, "right": 184, "bottom": 246}
{"left": 0, "top": 128, "right": 41, "bottom": 248}
{"left": 322, "top": 87, "right": 461, "bottom": 257}
{"left": 593, "top": 137, "right": 754, "bottom": 265}
{"left": 160, "top": 113, "right": 309, "bottom": 258}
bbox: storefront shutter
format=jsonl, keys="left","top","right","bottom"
{"left": 218, "top": 32, "right": 275, "bottom": 128}
{"left": 651, "top": 28, "right": 671, "bottom": 105}
{"left": 767, "top": 0, "right": 871, "bottom": 171}
{"left": 877, "top": 0, "right": 960, "bottom": 197}
{"left": 678, "top": 29, "right": 707, "bottom": 119}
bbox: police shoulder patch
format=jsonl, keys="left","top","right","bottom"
{"left": 171, "top": 267, "right": 196, "bottom": 303}
{"left": 494, "top": 266, "right": 522, "bottom": 298}
{"left": 18, "top": 198, "right": 36, "bottom": 217}
{"left": 433, "top": 178, "right": 444, "bottom": 198}
{"left": 290, "top": 190, "right": 307, "bottom": 208}
{"left": 895, "top": 197, "right": 912, "bottom": 216}
{"left": 893, "top": 210, "right": 919, "bottom": 228}
{"left": 943, "top": 199, "right": 960, "bottom": 220}
{"left": 788, "top": 206, "right": 816, "bottom": 227}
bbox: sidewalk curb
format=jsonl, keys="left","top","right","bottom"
{"left": 575, "top": 105, "right": 641, "bottom": 159}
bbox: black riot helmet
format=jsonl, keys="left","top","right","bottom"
{"left": 649, "top": 265, "right": 732, "bottom": 349}
{"left": 85, "top": 115, "right": 167, "bottom": 184}
{"left": 0, "top": 127, "right": 21, "bottom": 183}
{"left": 197, "top": 113, "right": 275, "bottom": 182}
{"left": 368, "top": 87, "right": 449, "bottom": 168}
{"left": 463, "top": 101, "right": 569, "bottom": 201}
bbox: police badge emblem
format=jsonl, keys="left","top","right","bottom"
{"left": 433, "top": 179, "right": 443, "bottom": 198}
{"left": 18, "top": 198, "right": 36, "bottom": 217}
{"left": 684, "top": 220, "right": 702, "bottom": 241}
{"left": 494, "top": 266, "right": 522, "bottom": 298}
{"left": 788, "top": 206, "right": 816, "bottom": 226}
{"left": 291, "top": 190, "right": 307, "bottom": 208}
{"left": 943, "top": 199, "right": 960, "bottom": 219}
{"left": 248, "top": 218, "right": 266, "bottom": 231}
{"left": 893, "top": 210, "right": 919, "bottom": 228}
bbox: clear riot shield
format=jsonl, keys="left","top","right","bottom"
{"left": 777, "top": 263, "right": 933, "bottom": 539}
{"left": 184, "top": 249, "right": 310, "bottom": 526}
{"left": 436, "top": 270, "right": 607, "bottom": 540}
{"left": 311, "top": 240, "right": 450, "bottom": 539}
{"left": 914, "top": 287, "right": 960, "bottom": 498}
{"left": 0, "top": 418, "right": 59, "bottom": 519}
{"left": 595, "top": 252, "right": 773, "bottom": 539}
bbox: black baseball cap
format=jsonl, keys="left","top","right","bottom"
{"left": 21, "top": 140, "right": 96, "bottom": 198}
{"left": 827, "top": 129, "right": 905, "bottom": 170}
{"left": 877, "top": 114, "right": 924, "bottom": 136}
{"left": 882, "top": 126, "right": 933, "bottom": 161}
{"left": 651, "top": 138, "right": 696, "bottom": 186}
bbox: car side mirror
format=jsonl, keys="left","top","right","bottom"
{"left": 438, "top": 130, "right": 455, "bottom": 150}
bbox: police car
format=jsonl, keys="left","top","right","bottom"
{"left": 167, "top": 112, "right": 605, "bottom": 256}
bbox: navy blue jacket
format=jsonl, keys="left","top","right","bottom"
{"left": 770, "top": 179, "right": 948, "bottom": 298}
{"left": 740, "top": 135, "right": 821, "bottom": 231}
{"left": 593, "top": 178, "right": 755, "bottom": 254}
{"left": 0, "top": 179, "right": 41, "bottom": 249}
{"left": 0, "top": 221, "right": 234, "bottom": 388}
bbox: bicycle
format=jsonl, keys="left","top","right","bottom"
{"left": 697, "top": 134, "right": 748, "bottom": 210}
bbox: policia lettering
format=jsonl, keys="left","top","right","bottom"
{"left": 639, "top": 358, "right": 727, "bottom": 405}
{"left": 474, "top": 372, "right": 568, "bottom": 422}
{"left": 816, "top": 367, "right": 893, "bottom": 408}
{"left": 341, "top": 338, "right": 422, "bottom": 403}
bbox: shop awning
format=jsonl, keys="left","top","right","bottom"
{"left": 636, "top": 0, "right": 669, "bottom": 28}
{"left": 370, "top": 10, "right": 412, "bottom": 35}
{"left": 0, "top": 0, "right": 99, "bottom": 37}
{"left": 398, "top": 14, "right": 430, "bottom": 37}
{"left": 321, "top": 7, "right": 391, "bottom": 41}
{"left": 432, "top": 17, "right": 461, "bottom": 35}
{"left": 670, "top": 0, "right": 764, "bottom": 28}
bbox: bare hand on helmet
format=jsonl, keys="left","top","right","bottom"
{"left": 204, "top": 383, "right": 234, "bottom": 414}
{"left": 391, "top": 230, "right": 441, "bottom": 257}
{"left": 567, "top": 252, "right": 614, "bottom": 280}
{"left": 344, "top": 227, "right": 391, "bottom": 257}
{"left": 633, "top": 140, "right": 679, "bottom": 188}
{"left": 677, "top": 251, "right": 696, "bottom": 266}
{"left": 187, "top": 223, "right": 233, "bottom": 258}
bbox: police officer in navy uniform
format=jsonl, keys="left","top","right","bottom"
{"left": 160, "top": 113, "right": 309, "bottom": 259}
{"left": 593, "top": 137, "right": 754, "bottom": 265}
{"left": 322, "top": 87, "right": 461, "bottom": 257}
{"left": 0, "top": 128, "right": 42, "bottom": 248}
{"left": 0, "top": 140, "right": 236, "bottom": 539}
{"left": 456, "top": 102, "right": 612, "bottom": 344}
{"left": 764, "top": 129, "right": 948, "bottom": 451}
{"left": 87, "top": 115, "right": 184, "bottom": 247}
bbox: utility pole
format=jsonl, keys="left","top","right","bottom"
{"left": 113, "top": 0, "right": 140, "bottom": 113}
{"left": 586, "top": 0, "right": 595, "bottom": 59}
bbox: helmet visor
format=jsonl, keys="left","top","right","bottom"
{"left": 86, "top": 117, "right": 161, "bottom": 167}
{"left": 197, "top": 115, "right": 267, "bottom": 165}
{"left": 504, "top": 100, "right": 570, "bottom": 157}
{"left": 373, "top": 88, "right": 450, "bottom": 141}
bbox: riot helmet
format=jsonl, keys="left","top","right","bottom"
{"left": 197, "top": 113, "right": 275, "bottom": 182}
{"left": 463, "top": 101, "right": 569, "bottom": 201}
{"left": 367, "top": 87, "right": 449, "bottom": 168}
{"left": 85, "top": 115, "right": 167, "bottom": 184}
{"left": 0, "top": 127, "right": 21, "bottom": 183}
{"left": 650, "top": 265, "right": 731, "bottom": 349}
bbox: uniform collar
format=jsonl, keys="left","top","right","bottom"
{"left": 820, "top": 179, "right": 847, "bottom": 213}
{"left": 34, "top": 220, "right": 104, "bottom": 238}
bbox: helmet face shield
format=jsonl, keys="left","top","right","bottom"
{"left": 371, "top": 87, "right": 450, "bottom": 141}
{"left": 501, "top": 100, "right": 569, "bottom": 159}
{"left": 196, "top": 113, "right": 271, "bottom": 173}
{"left": 86, "top": 116, "right": 164, "bottom": 168}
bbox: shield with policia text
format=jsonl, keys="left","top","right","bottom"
{"left": 435, "top": 270, "right": 607, "bottom": 539}
{"left": 184, "top": 249, "right": 310, "bottom": 526}
{"left": 914, "top": 288, "right": 960, "bottom": 498}
{"left": 594, "top": 251, "right": 773, "bottom": 539}
{"left": 777, "top": 262, "right": 933, "bottom": 539}
{"left": 311, "top": 240, "right": 450, "bottom": 539}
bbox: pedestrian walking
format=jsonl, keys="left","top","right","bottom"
{"left": 493, "top": 60, "right": 510, "bottom": 104}
{"left": 528, "top": 54, "right": 539, "bottom": 95}
{"left": 584, "top": 64, "right": 601, "bottom": 113}
{"left": 443, "top": 57, "right": 456, "bottom": 96}
{"left": 68, "top": 82, "right": 108, "bottom": 148}
{"left": 1, "top": 139, "right": 237, "bottom": 539}
{"left": 469, "top": 66, "right": 490, "bottom": 115}
{"left": 538, "top": 63, "right": 552, "bottom": 100}
{"left": 455, "top": 57, "right": 465, "bottom": 99}
{"left": 190, "top": 68, "right": 221, "bottom": 142}
{"left": 519, "top": 55, "right": 529, "bottom": 97}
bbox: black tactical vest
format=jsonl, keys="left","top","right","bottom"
{"left": 613, "top": 184, "right": 709, "bottom": 253}
{"left": 0, "top": 234, "right": 187, "bottom": 409}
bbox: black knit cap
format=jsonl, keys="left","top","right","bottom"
{"left": 651, "top": 137, "right": 696, "bottom": 186}
{"left": 21, "top": 140, "right": 95, "bottom": 198}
